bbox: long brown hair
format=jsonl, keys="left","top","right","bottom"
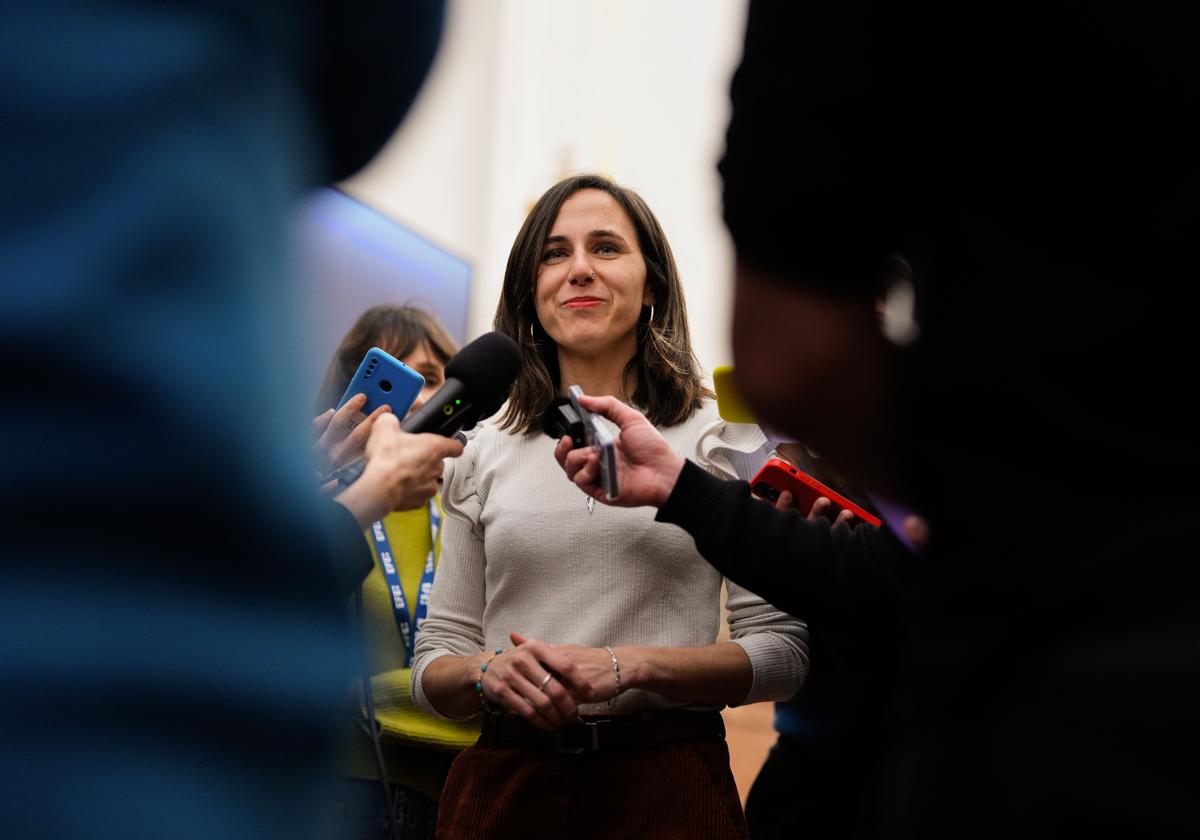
{"left": 494, "top": 174, "right": 711, "bottom": 435}
{"left": 315, "top": 304, "right": 458, "bottom": 413}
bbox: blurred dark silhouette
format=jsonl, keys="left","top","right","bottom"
{"left": 720, "top": 1, "right": 1197, "bottom": 836}
{"left": 0, "top": 2, "right": 444, "bottom": 837}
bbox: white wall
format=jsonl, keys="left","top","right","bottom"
{"left": 343, "top": 0, "right": 749, "bottom": 378}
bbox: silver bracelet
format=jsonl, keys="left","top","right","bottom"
{"left": 604, "top": 645, "right": 622, "bottom": 707}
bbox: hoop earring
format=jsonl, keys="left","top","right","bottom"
{"left": 529, "top": 321, "right": 536, "bottom": 343}
{"left": 649, "top": 304, "right": 655, "bottom": 325}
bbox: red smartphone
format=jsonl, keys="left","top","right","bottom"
{"left": 750, "top": 457, "right": 882, "bottom": 527}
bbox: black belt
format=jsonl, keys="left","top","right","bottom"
{"left": 479, "top": 710, "right": 725, "bottom": 755}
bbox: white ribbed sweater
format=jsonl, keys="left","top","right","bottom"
{"left": 411, "top": 401, "right": 809, "bottom": 718}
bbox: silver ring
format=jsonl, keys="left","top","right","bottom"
{"left": 538, "top": 673, "right": 552, "bottom": 692}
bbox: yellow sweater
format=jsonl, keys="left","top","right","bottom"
{"left": 338, "top": 500, "right": 479, "bottom": 795}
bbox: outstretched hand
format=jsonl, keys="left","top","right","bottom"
{"left": 312, "top": 392, "right": 392, "bottom": 474}
{"left": 332, "top": 412, "right": 463, "bottom": 528}
{"left": 553, "top": 394, "right": 685, "bottom": 509}
{"left": 774, "top": 489, "right": 857, "bottom": 527}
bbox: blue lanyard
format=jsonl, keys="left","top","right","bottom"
{"left": 369, "top": 498, "right": 440, "bottom": 667}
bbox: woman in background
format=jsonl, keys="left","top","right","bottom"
{"left": 316, "top": 304, "right": 479, "bottom": 840}
{"left": 412, "top": 174, "right": 808, "bottom": 838}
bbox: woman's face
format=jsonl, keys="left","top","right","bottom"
{"left": 399, "top": 340, "right": 446, "bottom": 418}
{"left": 534, "top": 189, "right": 653, "bottom": 358}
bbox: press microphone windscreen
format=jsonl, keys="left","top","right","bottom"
{"left": 442, "top": 331, "right": 522, "bottom": 421}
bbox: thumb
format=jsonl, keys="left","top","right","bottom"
{"left": 578, "top": 393, "right": 644, "bottom": 430}
{"left": 374, "top": 411, "right": 400, "bottom": 432}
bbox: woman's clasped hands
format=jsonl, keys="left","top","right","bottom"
{"left": 479, "top": 631, "right": 624, "bottom": 731}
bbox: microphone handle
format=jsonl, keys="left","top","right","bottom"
{"left": 400, "top": 378, "right": 474, "bottom": 436}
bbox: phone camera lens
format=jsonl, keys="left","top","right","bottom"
{"left": 379, "top": 380, "right": 392, "bottom": 392}
{"left": 753, "top": 482, "right": 780, "bottom": 502}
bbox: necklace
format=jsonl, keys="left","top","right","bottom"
{"left": 587, "top": 496, "right": 596, "bottom": 514}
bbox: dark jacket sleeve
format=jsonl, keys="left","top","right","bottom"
{"left": 656, "top": 460, "right": 913, "bottom": 637}
{"left": 319, "top": 500, "right": 375, "bottom": 596}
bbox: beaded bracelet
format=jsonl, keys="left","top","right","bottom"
{"left": 475, "top": 648, "right": 504, "bottom": 711}
{"left": 604, "top": 645, "right": 622, "bottom": 708}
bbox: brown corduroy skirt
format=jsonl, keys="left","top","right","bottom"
{"left": 435, "top": 734, "right": 748, "bottom": 839}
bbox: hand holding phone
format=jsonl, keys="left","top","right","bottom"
{"left": 312, "top": 392, "right": 392, "bottom": 475}
{"left": 337, "top": 347, "right": 425, "bottom": 422}
{"left": 568, "top": 385, "right": 619, "bottom": 500}
{"left": 750, "top": 457, "right": 881, "bottom": 527}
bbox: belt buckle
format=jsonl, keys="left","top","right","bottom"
{"left": 552, "top": 719, "right": 609, "bottom": 754}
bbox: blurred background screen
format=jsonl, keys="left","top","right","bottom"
{"left": 293, "top": 186, "right": 472, "bottom": 394}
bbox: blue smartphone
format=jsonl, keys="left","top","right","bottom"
{"left": 337, "top": 347, "right": 425, "bottom": 427}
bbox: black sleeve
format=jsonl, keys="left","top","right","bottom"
{"left": 656, "top": 460, "right": 913, "bottom": 638}
{"left": 318, "top": 500, "right": 376, "bottom": 596}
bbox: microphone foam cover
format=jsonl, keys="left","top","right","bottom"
{"left": 444, "top": 331, "right": 522, "bottom": 420}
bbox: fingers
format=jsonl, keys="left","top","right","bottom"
{"left": 576, "top": 394, "right": 645, "bottom": 430}
{"left": 314, "top": 396, "right": 367, "bottom": 470}
{"left": 553, "top": 435, "right": 575, "bottom": 468}
{"left": 329, "top": 393, "right": 368, "bottom": 434}
{"left": 373, "top": 410, "right": 401, "bottom": 433}
{"left": 774, "top": 490, "right": 794, "bottom": 511}
{"left": 561, "top": 446, "right": 596, "bottom": 482}
{"left": 538, "top": 672, "right": 579, "bottom": 723}
{"left": 902, "top": 514, "right": 931, "bottom": 549}
{"left": 485, "top": 678, "right": 556, "bottom": 731}
{"left": 358, "top": 402, "right": 394, "bottom": 435}
{"left": 509, "top": 654, "right": 576, "bottom": 726}
{"left": 363, "top": 412, "right": 401, "bottom": 458}
{"left": 311, "top": 409, "right": 334, "bottom": 441}
{"left": 359, "top": 425, "right": 462, "bottom": 513}
{"left": 834, "top": 509, "right": 856, "bottom": 527}
{"left": 564, "top": 453, "right": 597, "bottom": 492}
{"left": 508, "top": 632, "right": 582, "bottom": 718}
{"left": 332, "top": 400, "right": 391, "bottom": 469}
{"left": 806, "top": 496, "right": 832, "bottom": 520}
{"left": 490, "top": 640, "right": 578, "bottom": 728}
{"left": 411, "top": 432, "right": 464, "bottom": 462}
{"left": 559, "top": 444, "right": 605, "bottom": 502}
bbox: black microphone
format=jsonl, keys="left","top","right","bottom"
{"left": 325, "top": 332, "right": 521, "bottom": 487}
{"left": 400, "top": 331, "right": 521, "bottom": 435}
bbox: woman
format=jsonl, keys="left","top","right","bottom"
{"left": 412, "top": 175, "right": 808, "bottom": 838}
{"left": 316, "top": 305, "right": 480, "bottom": 840}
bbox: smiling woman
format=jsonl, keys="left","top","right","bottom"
{"left": 533, "top": 188, "right": 653, "bottom": 364}
{"left": 494, "top": 174, "right": 712, "bottom": 436}
{"left": 411, "top": 174, "right": 809, "bottom": 838}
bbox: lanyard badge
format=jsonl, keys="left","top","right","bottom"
{"left": 369, "top": 498, "right": 441, "bottom": 666}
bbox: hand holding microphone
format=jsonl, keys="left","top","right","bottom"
{"left": 328, "top": 331, "right": 520, "bottom": 516}
{"left": 333, "top": 413, "right": 464, "bottom": 528}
